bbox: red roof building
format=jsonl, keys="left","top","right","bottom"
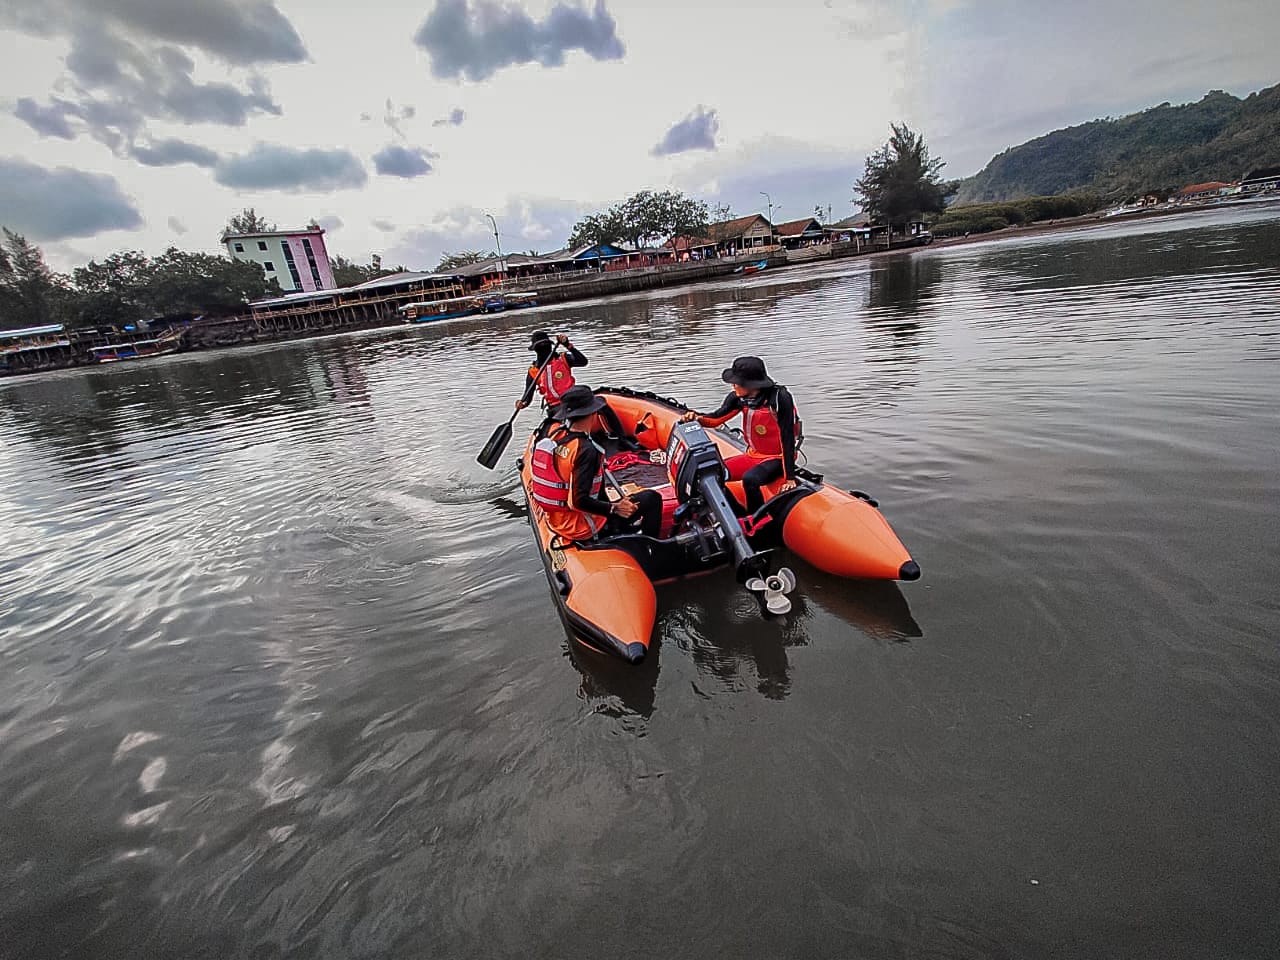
{"left": 1175, "top": 181, "right": 1232, "bottom": 199}
{"left": 773, "top": 217, "right": 825, "bottom": 248}
{"left": 667, "top": 214, "right": 775, "bottom": 257}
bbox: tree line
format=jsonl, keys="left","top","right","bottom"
{"left": 566, "top": 190, "right": 711, "bottom": 249}
{"left": 4, "top": 130, "right": 971, "bottom": 332}
{"left": 0, "top": 208, "right": 410, "bottom": 331}
{"left": 928, "top": 194, "right": 1104, "bottom": 237}
{"left": 0, "top": 229, "right": 280, "bottom": 331}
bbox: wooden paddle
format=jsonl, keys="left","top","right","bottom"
{"left": 476, "top": 348, "right": 555, "bottom": 469}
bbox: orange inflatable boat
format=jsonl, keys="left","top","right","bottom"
{"left": 518, "top": 387, "right": 919, "bottom": 663}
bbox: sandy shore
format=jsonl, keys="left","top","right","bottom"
{"left": 923, "top": 196, "right": 1280, "bottom": 253}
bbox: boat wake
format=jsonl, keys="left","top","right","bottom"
{"left": 415, "top": 470, "right": 522, "bottom": 504}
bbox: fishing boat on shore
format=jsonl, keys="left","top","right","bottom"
{"left": 89, "top": 330, "right": 183, "bottom": 364}
{"left": 515, "top": 387, "right": 919, "bottom": 663}
{"left": 398, "top": 296, "right": 483, "bottom": 323}
{"left": 735, "top": 260, "right": 768, "bottom": 275}
{"left": 479, "top": 292, "right": 539, "bottom": 313}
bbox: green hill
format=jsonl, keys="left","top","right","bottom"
{"left": 954, "top": 83, "right": 1280, "bottom": 203}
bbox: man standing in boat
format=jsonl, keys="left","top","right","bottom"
{"left": 531, "top": 385, "right": 663, "bottom": 541}
{"left": 679, "top": 356, "right": 801, "bottom": 513}
{"left": 516, "top": 331, "right": 587, "bottom": 412}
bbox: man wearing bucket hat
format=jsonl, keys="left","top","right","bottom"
{"left": 679, "top": 356, "right": 801, "bottom": 513}
{"left": 529, "top": 385, "right": 663, "bottom": 542}
{"left": 516, "top": 331, "right": 588, "bottom": 412}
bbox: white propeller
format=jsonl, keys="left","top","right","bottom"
{"left": 746, "top": 566, "right": 796, "bottom": 614}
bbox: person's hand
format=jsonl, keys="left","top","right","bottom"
{"left": 612, "top": 497, "right": 639, "bottom": 519}
{"left": 780, "top": 479, "right": 797, "bottom": 493}
{"left": 679, "top": 411, "right": 698, "bottom": 423}
{"left": 515, "top": 399, "right": 529, "bottom": 410}
{"left": 556, "top": 334, "right": 570, "bottom": 345}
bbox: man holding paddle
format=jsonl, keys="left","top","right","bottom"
{"left": 516, "top": 331, "right": 588, "bottom": 412}
{"left": 476, "top": 330, "right": 589, "bottom": 469}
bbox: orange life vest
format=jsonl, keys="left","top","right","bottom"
{"left": 741, "top": 394, "right": 802, "bottom": 458}
{"left": 529, "top": 354, "right": 575, "bottom": 404}
{"left": 530, "top": 433, "right": 605, "bottom": 541}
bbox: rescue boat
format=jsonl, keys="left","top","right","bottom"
{"left": 518, "top": 387, "right": 919, "bottom": 663}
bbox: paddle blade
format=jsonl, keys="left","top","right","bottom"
{"left": 476, "top": 421, "right": 514, "bottom": 469}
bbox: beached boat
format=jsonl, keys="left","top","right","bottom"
{"left": 398, "top": 297, "right": 482, "bottom": 323}
{"left": 0, "top": 324, "right": 70, "bottom": 358}
{"left": 89, "top": 330, "right": 183, "bottom": 364}
{"left": 735, "top": 260, "right": 768, "bottom": 275}
{"left": 479, "top": 292, "right": 539, "bottom": 314}
{"left": 518, "top": 387, "right": 919, "bottom": 663}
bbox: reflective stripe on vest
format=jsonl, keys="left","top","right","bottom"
{"left": 529, "top": 437, "right": 570, "bottom": 508}
{"left": 529, "top": 354, "right": 575, "bottom": 403}
{"left": 529, "top": 434, "right": 605, "bottom": 542}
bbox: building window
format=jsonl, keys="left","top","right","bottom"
{"left": 258, "top": 241, "right": 268, "bottom": 251}
{"left": 233, "top": 243, "right": 244, "bottom": 252}
{"left": 263, "top": 261, "right": 275, "bottom": 271}
{"left": 301, "top": 238, "right": 323, "bottom": 288}
{"left": 280, "top": 241, "right": 304, "bottom": 290}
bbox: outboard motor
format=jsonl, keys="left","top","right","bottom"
{"left": 666, "top": 421, "right": 785, "bottom": 591}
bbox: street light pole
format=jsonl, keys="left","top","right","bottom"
{"left": 759, "top": 191, "right": 773, "bottom": 224}
{"left": 485, "top": 213, "right": 505, "bottom": 284}
{"left": 759, "top": 191, "right": 773, "bottom": 248}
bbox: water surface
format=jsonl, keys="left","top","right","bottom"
{"left": 3, "top": 205, "right": 1279, "bottom": 958}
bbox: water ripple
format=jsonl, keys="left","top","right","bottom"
{"left": 2, "top": 205, "right": 1280, "bottom": 958}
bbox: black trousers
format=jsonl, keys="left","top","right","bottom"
{"left": 602, "top": 489, "right": 664, "bottom": 539}
{"left": 741, "top": 458, "right": 785, "bottom": 513}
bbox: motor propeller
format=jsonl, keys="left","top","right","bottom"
{"left": 746, "top": 567, "right": 796, "bottom": 614}
{"left": 666, "top": 420, "right": 800, "bottom": 612}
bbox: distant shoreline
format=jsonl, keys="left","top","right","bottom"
{"left": 5, "top": 198, "right": 1276, "bottom": 381}
{"left": 923, "top": 195, "right": 1280, "bottom": 253}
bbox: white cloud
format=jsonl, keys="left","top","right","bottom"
{"left": 413, "top": 0, "right": 625, "bottom": 81}
{"left": 0, "top": 158, "right": 143, "bottom": 239}
{"left": 215, "top": 144, "right": 367, "bottom": 192}
{"left": 372, "top": 144, "right": 436, "bottom": 178}
{"left": 0, "top": 0, "right": 307, "bottom": 65}
{"left": 652, "top": 105, "right": 719, "bottom": 156}
{"left": 1, "top": 0, "right": 1277, "bottom": 269}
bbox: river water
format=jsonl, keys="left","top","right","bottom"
{"left": 2, "top": 205, "right": 1279, "bottom": 959}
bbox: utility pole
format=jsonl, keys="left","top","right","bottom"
{"left": 759, "top": 191, "right": 773, "bottom": 224}
{"left": 485, "top": 213, "right": 504, "bottom": 283}
{"left": 759, "top": 191, "right": 773, "bottom": 248}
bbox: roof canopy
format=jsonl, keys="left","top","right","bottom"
{"left": 0, "top": 323, "right": 65, "bottom": 339}
{"left": 223, "top": 227, "right": 325, "bottom": 241}
{"left": 775, "top": 217, "right": 823, "bottom": 237}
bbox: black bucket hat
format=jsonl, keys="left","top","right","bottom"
{"left": 528, "top": 330, "right": 551, "bottom": 351}
{"left": 556, "top": 385, "right": 606, "bottom": 421}
{"left": 722, "top": 356, "right": 775, "bottom": 389}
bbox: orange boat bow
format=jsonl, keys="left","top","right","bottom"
{"left": 559, "top": 547, "right": 656, "bottom": 663}
{"left": 781, "top": 485, "right": 919, "bottom": 581}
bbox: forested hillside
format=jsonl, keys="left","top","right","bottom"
{"left": 955, "top": 83, "right": 1280, "bottom": 203}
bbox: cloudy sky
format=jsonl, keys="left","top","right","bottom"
{"left": 2, "top": 0, "right": 1277, "bottom": 272}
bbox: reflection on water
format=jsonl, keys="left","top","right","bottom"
{"left": 867, "top": 252, "right": 944, "bottom": 317}
{"left": 3, "top": 204, "right": 1280, "bottom": 959}
{"left": 659, "top": 579, "right": 815, "bottom": 701}
{"left": 566, "top": 639, "right": 661, "bottom": 721}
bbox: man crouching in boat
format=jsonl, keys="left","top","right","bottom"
{"left": 532, "top": 385, "right": 663, "bottom": 541}
{"left": 516, "top": 330, "right": 587, "bottom": 412}
{"left": 679, "top": 356, "right": 800, "bottom": 513}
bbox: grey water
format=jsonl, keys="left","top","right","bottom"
{"left": 2, "top": 204, "right": 1279, "bottom": 959}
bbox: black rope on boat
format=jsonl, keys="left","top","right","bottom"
{"left": 595, "top": 385, "right": 691, "bottom": 412}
